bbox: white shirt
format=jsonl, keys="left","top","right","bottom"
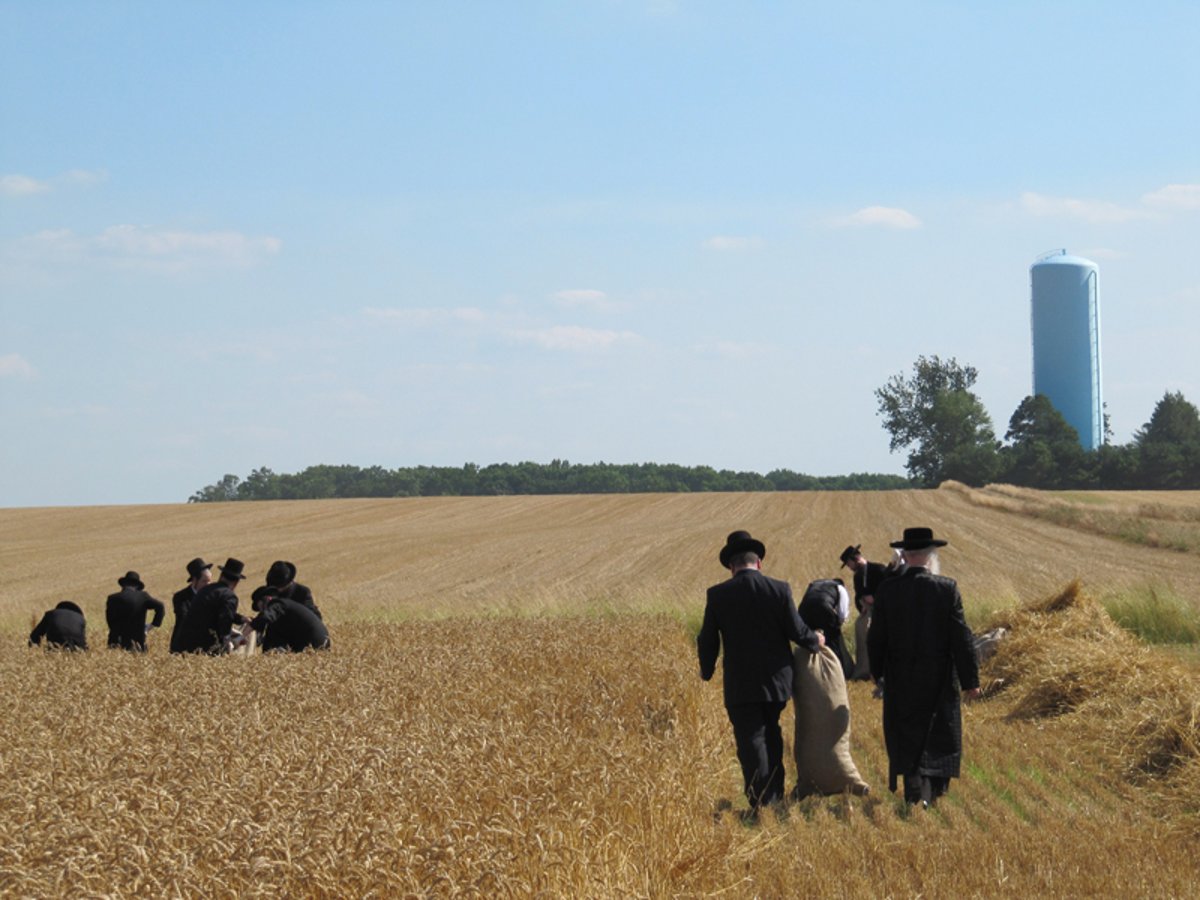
{"left": 836, "top": 583, "right": 851, "bottom": 624}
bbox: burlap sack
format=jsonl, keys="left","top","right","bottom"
{"left": 792, "top": 646, "right": 871, "bottom": 798}
{"left": 850, "top": 610, "right": 872, "bottom": 681}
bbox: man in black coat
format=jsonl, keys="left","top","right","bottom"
{"left": 171, "top": 557, "right": 248, "bottom": 654}
{"left": 840, "top": 543, "right": 892, "bottom": 681}
{"left": 258, "top": 560, "right": 322, "bottom": 619}
{"left": 170, "top": 557, "right": 213, "bottom": 653}
{"left": 105, "top": 571, "right": 165, "bottom": 651}
{"left": 798, "top": 578, "right": 853, "bottom": 678}
{"left": 249, "top": 586, "right": 331, "bottom": 652}
{"left": 698, "top": 530, "right": 824, "bottom": 814}
{"left": 30, "top": 601, "right": 88, "bottom": 650}
{"left": 868, "top": 527, "right": 980, "bottom": 807}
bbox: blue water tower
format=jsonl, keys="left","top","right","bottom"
{"left": 1030, "top": 250, "right": 1103, "bottom": 450}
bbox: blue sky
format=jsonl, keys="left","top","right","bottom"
{"left": 2, "top": 1, "right": 1198, "bottom": 506}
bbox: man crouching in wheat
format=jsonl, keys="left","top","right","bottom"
{"left": 868, "top": 527, "right": 980, "bottom": 808}
{"left": 698, "top": 530, "right": 824, "bottom": 817}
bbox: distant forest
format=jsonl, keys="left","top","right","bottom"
{"left": 188, "top": 462, "right": 912, "bottom": 502}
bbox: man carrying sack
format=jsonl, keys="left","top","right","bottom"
{"left": 698, "top": 530, "right": 824, "bottom": 816}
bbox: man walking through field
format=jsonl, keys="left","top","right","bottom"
{"left": 698, "top": 530, "right": 824, "bottom": 815}
{"left": 868, "top": 527, "right": 980, "bottom": 807}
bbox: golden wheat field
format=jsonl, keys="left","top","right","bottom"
{"left": 3, "top": 488, "right": 1200, "bottom": 897}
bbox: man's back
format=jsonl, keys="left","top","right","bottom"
{"left": 698, "top": 569, "right": 812, "bottom": 705}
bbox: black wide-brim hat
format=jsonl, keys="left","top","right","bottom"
{"left": 219, "top": 557, "right": 248, "bottom": 580}
{"left": 266, "top": 560, "right": 295, "bottom": 588}
{"left": 889, "top": 527, "right": 948, "bottom": 550}
{"left": 118, "top": 570, "right": 144, "bottom": 590}
{"left": 55, "top": 600, "right": 84, "bottom": 615}
{"left": 719, "top": 530, "right": 766, "bottom": 567}
{"left": 186, "top": 557, "right": 213, "bottom": 580}
{"left": 839, "top": 544, "right": 861, "bottom": 567}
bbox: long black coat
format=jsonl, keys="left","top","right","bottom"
{"left": 250, "top": 597, "right": 330, "bottom": 652}
{"left": 169, "top": 585, "right": 202, "bottom": 654}
{"left": 698, "top": 569, "right": 822, "bottom": 706}
{"left": 30, "top": 607, "right": 88, "bottom": 649}
{"left": 868, "top": 566, "right": 979, "bottom": 790}
{"left": 106, "top": 587, "right": 165, "bottom": 650}
{"left": 170, "top": 583, "right": 241, "bottom": 654}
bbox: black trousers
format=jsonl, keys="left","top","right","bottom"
{"left": 903, "top": 773, "right": 950, "bottom": 805}
{"left": 107, "top": 630, "right": 147, "bottom": 652}
{"left": 726, "top": 701, "right": 788, "bottom": 809}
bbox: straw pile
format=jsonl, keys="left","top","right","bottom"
{"left": 980, "top": 579, "right": 1200, "bottom": 830}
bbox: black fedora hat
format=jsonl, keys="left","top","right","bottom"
{"left": 251, "top": 585, "right": 279, "bottom": 606}
{"left": 839, "top": 544, "right": 861, "bottom": 567}
{"left": 265, "top": 560, "right": 294, "bottom": 588}
{"left": 218, "top": 558, "right": 248, "bottom": 581}
{"left": 719, "top": 530, "right": 766, "bottom": 567}
{"left": 118, "top": 570, "right": 144, "bottom": 590}
{"left": 186, "top": 557, "right": 213, "bottom": 580}
{"left": 55, "top": 600, "right": 84, "bottom": 615}
{"left": 889, "top": 527, "right": 948, "bottom": 550}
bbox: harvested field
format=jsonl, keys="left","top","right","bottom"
{"left": 3, "top": 490, "right": 1200, "bottom": 896}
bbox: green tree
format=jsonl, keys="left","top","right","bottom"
{"left": 875, "top": 355, "right": 1000, "bottom": 487}
{"left": 1001, "top": 395, "right": 1088, "bottom": 488}
{"left": 1132, "top": 391, "right": 1200, "bottom": 488}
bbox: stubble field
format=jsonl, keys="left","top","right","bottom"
{"left": 2, "top": 488, "right": 1199, "bottom": 897}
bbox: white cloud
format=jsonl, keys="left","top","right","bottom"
{"left": 1, "top": 175, "right": 49, "bottom": 196}
{"left": 835, "top": 206, "right": 922, "bottom": 229}
{"left": 1019, "top": 191, "right": 1149, "bottom": 224}
{"left": 552, "top": 289, "right": 625, "bottom": 312}
{"left": 508, "top": 325, "right": 641, "bottom": 351}
{"left": 0, "top": 353, "right": 36, "bottom": 378}
{"left": 13, "top": 225, "right": 281, "bottom": 272}
{"left": 1, "top": 169, "right": 106, "bottom": 196}
{"left": 702, "top": 235, "right": 764, "bottom": 251}
{"left": 1142, "top": 183, "right": 1200, "bottom": 211}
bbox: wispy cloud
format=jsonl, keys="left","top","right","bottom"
{"left": 12, "top": 225, "right": 281, "bottom": 272}
{"left": 1142, "top": 183, "right": 1200, "bottom": 211}
{"left": 702, "top": 235, "right": 764, "bottom": 251}
{"left": 551, "top": 289, "right": 626, "bottom": 312}
{"left": 1019, "top": 192, "right": 1149, "bottom": 224}
{"left": 834, "top": 206, "right": 922, "bottom": 229}
{"left": 1, "top": 169, "right": 106, "bottom": 196}
{"left": 0, "top": 353, "right": 36, "bottom": 378}
{"left": 508, "top": 325, "right": 641, "bottom": 351}
{"left": 1, "top": 175, "right": 49, "bottom": 196}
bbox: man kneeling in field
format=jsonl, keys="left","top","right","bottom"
{"left": 248, "top": 586, "right": 331, "bottom": 652}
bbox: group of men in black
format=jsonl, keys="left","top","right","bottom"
{"left": 29, "top": 557, "right": 330, "bottom": 654}
{"left": 698, "top": 526, "right": 981, "bottom": 816}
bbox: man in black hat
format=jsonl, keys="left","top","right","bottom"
{"left": 698, "top": 530, "right": 824, "bottom": 815}
{"left": 258, "top": 560, "right": 322, "bottom": 619}
{"left": 171, "top": 557, "right": 248, "bottom": 654}
{"left": 248, "top": 585, "right": 331, "bottom": 652}
{"left": 840, "top": 544, "right": 893, "bottom": 681}
{"left": 105, "top": 571, "right": 165, "bottom": 651}
{"left": 30, "top": 601, "right": 88, "bottom": 650}
{"left": 170, "top": 558, "right": 213, "bottom": 653}
{"left": 868, "top": 527, "right": 980, "bottom": 807}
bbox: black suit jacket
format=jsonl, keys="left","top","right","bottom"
{"left": 30, "top": 608, "right": 88, "bottom": 649}
{"left": 171, "top": 583, "right": 242, "bottom": 653}
{"left": 106, "top": 587, "right": 165, "bottom": 648}
{"left": 852, "top": 561, "right": 890, "bottom": 613}
{"left": 697, "top": 568, "right": 821, "bottom": 706}
{"left": 251, "top": 597, "right": 330, "bottom": 652}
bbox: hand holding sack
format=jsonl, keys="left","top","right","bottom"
{"left": 792, "top": 646, "right": 871, "bottom": 799}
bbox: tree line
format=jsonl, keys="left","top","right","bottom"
{"left": 189, "top": 462, "right": 912, "bottom": 502}
{"left": 877, "top": 355, "right": 1200, "bottom": 489}
{"left": 190, "top": 355, "right": 1199, "bottom": 501}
